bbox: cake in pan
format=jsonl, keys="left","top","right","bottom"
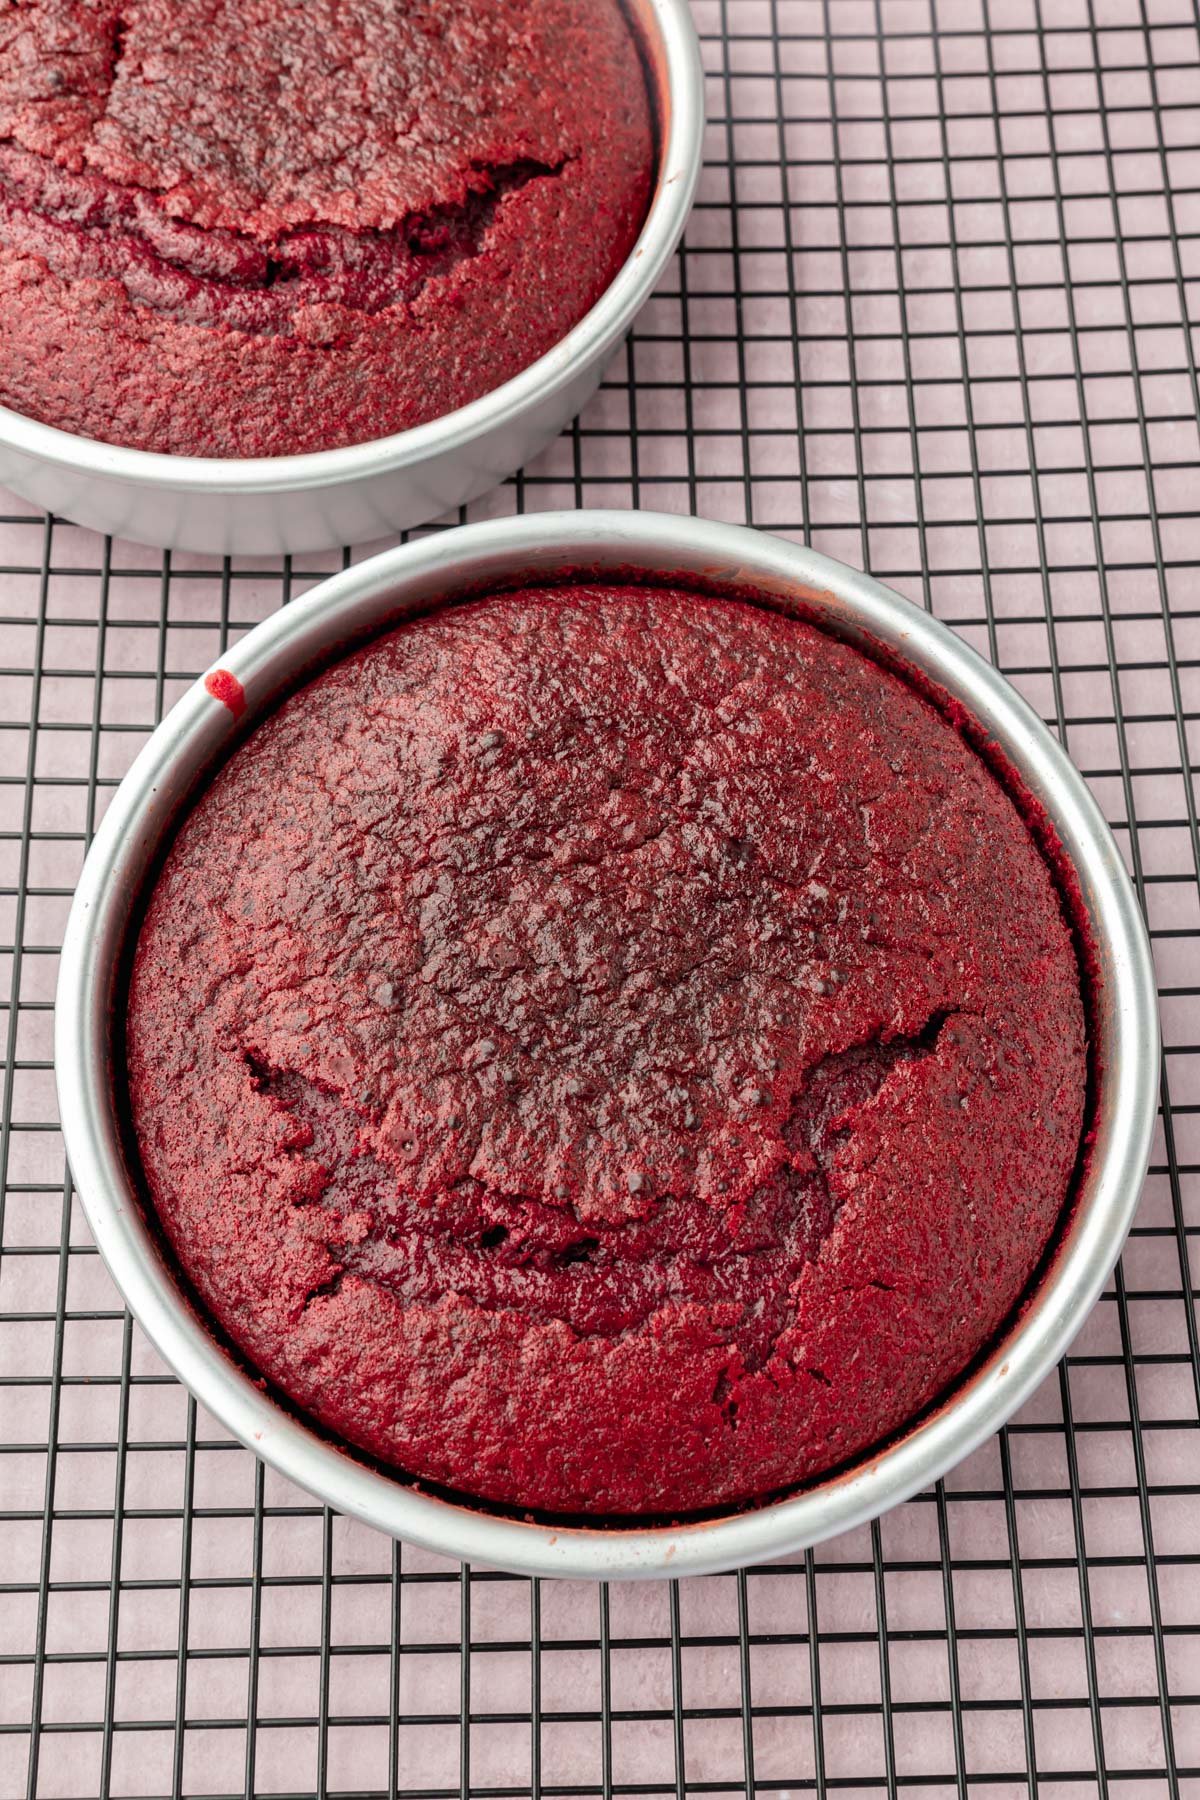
{"left": 0, "top": 0, "right": 653, "bottom": 456}
{"left": 126, "top": 586, "right": 1088, "bottom": 1516}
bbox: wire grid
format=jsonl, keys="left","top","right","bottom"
{"left": 1, "top": 0, "right": 1199, "bottom": 1794}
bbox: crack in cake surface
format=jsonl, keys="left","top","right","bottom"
{"left": 244, "top": 1008, "right": 959, "bottom": 1365}
{"left": 0, "top": 141, "right": 566, "bottom": 333}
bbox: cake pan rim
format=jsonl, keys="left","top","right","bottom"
{"left": 54, "top": 509, "right": 1160, "bottom": 1577}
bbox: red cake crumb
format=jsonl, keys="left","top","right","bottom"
{"left": 203, "top": 669, "right": 245, "bottom": 720}
{"left": 126, "top": 587, "right": 1088, "bottom": 1516}
{"left": 0, "top": 0, "right": 653, "bottom": 457}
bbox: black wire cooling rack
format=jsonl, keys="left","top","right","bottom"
{"left": 2, "top": 0, "right": 1199, "bottom": 1795}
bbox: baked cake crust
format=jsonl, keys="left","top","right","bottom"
{"left": 0, "top": 0, "right": 653, "bottom": 456}
{"left": 126, "top": 587, "right": 1087, "bottom": 1516}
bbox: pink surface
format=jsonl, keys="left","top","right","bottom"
{"left": 1, "top": 0, "right": 1198, "bottom": 1794}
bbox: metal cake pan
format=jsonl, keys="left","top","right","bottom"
{"left": 54, "top": 511, "right": 1160, "bottom": 1578}
{"left": 0, "top": 0, "right": 702, "bottom": 557}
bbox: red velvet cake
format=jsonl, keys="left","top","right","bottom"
{"left": 126, "top": 586, "right": 1088, "bottom": 1516}
{"left": 0, "top": 0, "right": 653, "bottom": 457}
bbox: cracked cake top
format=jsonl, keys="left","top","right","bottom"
{"left": 125, "top": 585, "right": 1088, "bottom": 1517}
{"left": 0, "top": 0, "right": 653, "bottom": 454}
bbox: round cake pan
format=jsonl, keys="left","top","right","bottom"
{"left": 55, "top": 511, "right": 1159, "bottom": 1578}
{"left": 0, "top": 1, "right": 701, "bottom": 558}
